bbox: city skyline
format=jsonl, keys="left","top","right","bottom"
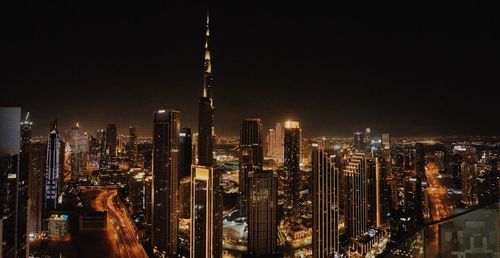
{"left": 1, "top": 3, "right": 499, "bottom": 258}
{"left": 2, "top": 2, "right": 499, "bottom": 136}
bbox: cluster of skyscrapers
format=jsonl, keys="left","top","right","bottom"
{"left": 2, "top": 11, "right": 500, "bottom": 258}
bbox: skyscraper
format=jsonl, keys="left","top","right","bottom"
{"left": 128, "top": 168, "right": 146, "bottom": 218}
{"left": 364, "top": 127, "right": 372, "bottom": 144}
{"left": 28, "top": 141, "right": 47, "bottom": 236}
{"left": 45, "top": 121, "right": 65, "bottom": 215}
{"left": 128, "top": 126, "right": 138, "bottom": 167}
{"left": 105, "top": 124, "right": 117, "bottom": 167}
{"left": 191, "top": 13, "right": 223, "bottom": 258}
{"left": 179, "top": 128, "right": 192, "bottom": 180}
{"left": 190, "top": 165, "right": 223, "bottom": 258}
{"left": 265, "top": 129, "right": 276, "bottom": 158}
{"left": 67, "top": 122, "right": 88, "bottom": 181}
{"left": 381, "top": 133, "right": 392, "bottom": 178}
{"left": 151, "top": 109, "right": 180, "bottom": 257}
{"left": 343, "top": 154, "right": 368, "bottom": 240}
{"left": 17, "top": 112, "right": 31, "bottom": 258}
{"left": 246, "top": 169, "right": 278, "bottom": 257}
{"left": 461, "top": 148, "right": 479, "bottom": 206}
{"left": 239, "top": 118, "right": 263, "bottom": 217}
{"left": 366, "top": 157, "right": 381, "bottom": 228}
{"left": 353, "top": 132, "right": 365, "bottom": 151}
{"left": 197, "top": 13, "right": 215, "bottom": 167}
{"left": 0, "top": 107, "right": 21, "bottom": 258}
{"left": 413, "top": 143, "right": 425, "bottom": 226}
{"left": 312, "top": 145, "right": 340, "bottom": 257}
{"left": 284, "top": 120, "right": 301, "bottom": 211}
{"left": 381, "top": 133, "right": 390, "bottom": 151}
{"left": 275, "top": 122, "right": 284, "bottom": 163}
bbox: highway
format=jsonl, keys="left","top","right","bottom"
{"left": 93, "top": 190, "right": 148, "bottom": 258}
{"left": 424, "top": 162, "right": 453, "bottom": 257}
{"left": 425, "top": 163, "right": 453, "bottom": 221}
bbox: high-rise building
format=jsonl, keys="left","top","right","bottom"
{"left": 343, "top": 154, "right": 368, "bottom": 240}
{"left": 191, "top": 13, "right": 223, "bottom": 258}
{"left": 145, "top": 174, "right": 153, "bottom": 227}
{"left": 380, "top": 133, "right": 392, "bottom": 178}
{"left": 284, "top": 120, "right": 301, "bottom": 211}
{"left": 128, "top": 126, "right": 138, "bottom": 167}
{"left": 197, "top": 13, "right": 215, "bottom": 167}
{"left": 28, "top": 142, "right": 47, "bottom": 236}
{"left": 381, "top": 133, "right": 390, "bottom": 150}
{"left": 16, "top": 112, "right": 31, "bottom": 257}
{"left": 366, "top": 157, "right": 381, "bottom": 228}
{"left": 179, "top": 128, "right": 192, "bottom": 180}
{"left": 364, "top": 128, "right": 372, "bottom": 144}
{"left": 413, "top": 143, "right": 425, "bottom": 226}
{"left": 378, "top": 156, "right": 392, "bottom": 225}
{"left": 67, "top": 122, "right": 88, "bottom": 181}
{"left": 105, "top": 124, "right": 117, "bottom": 166}
{"left": 275, "top": 122, "right": 284, "bottom": 163}
{"left": 190, "top": 165, "right": 223, "bottom": 258}
{"left": 353, "top": 132, "right": 365, "bottom": 151}
{"left": 129, "top": 168, "right": 146, "bottom": 218}
{"left": 312, "top": 145, "right": 340, "bottom": 257}
{"left": 265, "top": 129, "right": 276, "bottom": 158}
{"left": 239, "top": 118, "right": 263, "bottom": 217}
{"left": 461, "top": 148, "right": 479, "bottom": 206}
{"left": 240, "top": 119, "right": 264, "bottom": 166}
{"left": 45, "top": 121, "right": 65, "bottom": 216}
{"left": 138, "top": 141, "right": 153, "bottom": 172}
{"left": 0, "top": 107, "right": 22, "bottom": 258}
{"left": 151, "top": 109, "right": 180, "bottom": 257}
{"left": 89, "top": 129, "right": 106, "bottom": 169}
{"left": 247, "top": 169, "right": 278, "bottom": 257}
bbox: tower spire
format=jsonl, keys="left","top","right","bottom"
{"left": 203, "top": 9, "right": 213, "bottom": 98}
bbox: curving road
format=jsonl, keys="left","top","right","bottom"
{"left": 93, "top": 190, "right": 148, "bottom": 258}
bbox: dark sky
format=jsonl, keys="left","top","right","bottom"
{"left": 1, "top": 2, "right": 499, "bottom": 137}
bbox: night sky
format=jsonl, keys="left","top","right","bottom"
{"left": 1, "top": 2, "right": 498, "bottom": 137}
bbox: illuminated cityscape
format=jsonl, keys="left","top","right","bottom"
{"left": 1, "top": 2, "right": 499, "bottom": 258}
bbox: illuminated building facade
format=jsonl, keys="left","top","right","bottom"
{"left": 151, "top": 109, "right": 180, "bottom": 257}
{"left": 312, "top": 145, "right": 340, "bottom": 257}
{"left": 265, "top": 128, "right": 276, "bottom": 158}
{"left": 247, "top": 169, "right": 278, "bottom": 257}
{"left": 45, "top": 121, "right": 65, "bottom": 214}
{"left": 364, "top": 128, "right": 371, "bottom": 144}
{"left": 239, "top": 118, "right": 263, "bottom": 217}
{"left": 275, "top": 122, "right": 284, "bottom": 163}
{"left": 461, "top": 148, "right": 479, "bottom": 206}
{"left": 353, "top": 132, "right": 365, "bottom": 151}
{"left": 344, "top": 154, "right": 368, "bottom": 240}
{"left": 191, "top": 13, "right": 223, "bottom": 258}
{"left": 28, "top": 142, "right": 47, "bottom": 235}
{"left": 190, "top": 165, "right": 223, "bottom": 258}
{"left": 284, "top": 120, "right": 301, "bottom": 211}
{"left": 67, "top": 122, "right": 88, "bottom": 180}
{"left": 129, "top": 168, "right": 146, "bottom": 218}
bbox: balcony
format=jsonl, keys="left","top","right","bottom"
{"left": 383, "top": 201, "right": 500, "bottom": 257}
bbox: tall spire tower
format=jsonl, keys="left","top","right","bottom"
{"left": 198, "top": 10, "right": 215, "bottom": 166}
{"left": 203, "top": 11, "right": 213, "bottom": 99}
{"left": 191, "top": 11, "right": 223, "bottom": 258}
